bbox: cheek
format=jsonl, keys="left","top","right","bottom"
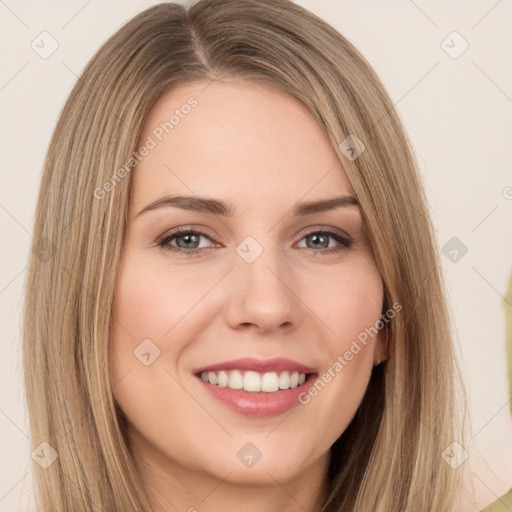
{"left": 111, "top": 252, "right": 208, "bottom": 339}
{"left": 308, "top": 256, "right": 384, "bottom": 351}
{"left": 108, "top": 255, "right": 184, "bottom": 403}
{"left": 295, "top": 257, "right": 384, "bottom": 444}
{"left": 108, "top": 256, "right": 202, "bottom": 454}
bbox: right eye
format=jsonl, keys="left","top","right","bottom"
{"left": 157, "top": 228, "right": 217, "bottom": 255}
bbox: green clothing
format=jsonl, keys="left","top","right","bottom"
{"left": 480, "top": 488, "right": 512, "bottom": 511}
{"left": 479, "top": 273, "right": 512, "bottom": 511}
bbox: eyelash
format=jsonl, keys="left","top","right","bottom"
{"left": 156, "top": 227, "right": 353, "bottom": 257}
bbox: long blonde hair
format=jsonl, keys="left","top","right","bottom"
{"left": 23, "top": 0, "right": 467, "bottom": 510}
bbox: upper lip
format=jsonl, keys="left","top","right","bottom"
{"left": 193, "top": 357, "right": 317, "bottom": 375}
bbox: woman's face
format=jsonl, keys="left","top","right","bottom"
{"left": 110, "top": 79, "right": 386, "bottom": 506}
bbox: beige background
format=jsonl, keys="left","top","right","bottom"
{"left": 0, "top": 1, "right": 511, "bottom": 510}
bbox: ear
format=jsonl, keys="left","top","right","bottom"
{"left": 373, "top": 328, "right": 389, "bottom": 366}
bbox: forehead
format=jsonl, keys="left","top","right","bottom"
{"left": 130, "top": 79, "right": 354, "bottom": 214}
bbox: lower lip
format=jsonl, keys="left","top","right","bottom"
{"left": 195, "top": 374, "right": 318, "bottom": 417}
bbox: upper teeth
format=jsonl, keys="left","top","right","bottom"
{"left": 200, "top": 370, "right": 307, "bottom": 392}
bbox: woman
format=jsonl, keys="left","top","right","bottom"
{"left": 23, "top": 0, "right": 467, "bottom": 510}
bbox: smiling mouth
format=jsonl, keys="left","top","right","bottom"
{"left": 195, "top": 369, "right": 317, "bottom": 393}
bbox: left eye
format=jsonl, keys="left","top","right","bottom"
{"left": 157, "top": 229, "right": 352, "bottom": 255}
{"left": 296, "top": 231, "right": 352, "bottom": 251}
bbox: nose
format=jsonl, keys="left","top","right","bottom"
{"left": 223, "top": 242, "right": 301, "bottom": 334}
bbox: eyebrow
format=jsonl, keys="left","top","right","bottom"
{"left": 135, "top": 194, "right": 359, "bottom": 219}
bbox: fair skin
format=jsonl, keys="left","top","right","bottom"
{"left": 110, "top": 79, "right": 388, "bottom": 512}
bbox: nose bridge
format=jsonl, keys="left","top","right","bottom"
{"left": 226, "top": 233, "right": 299, "bottom": 331}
